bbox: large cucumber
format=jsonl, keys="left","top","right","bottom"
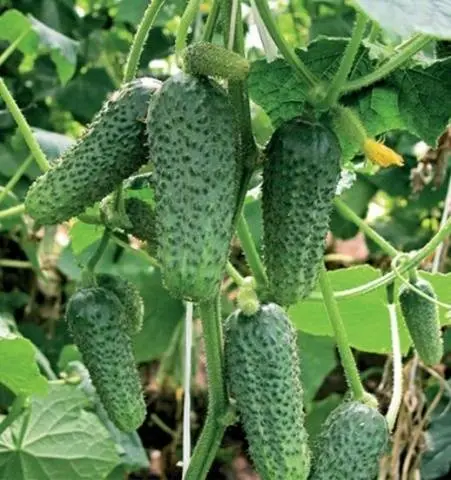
{"left": 224, "top": 303, "right": 311, "bottom": 479}
{"left": 309, "top": 401, "right": 389, "bottom": 480}
{"left": 147, "top": 73, "right": 239, "bottom": 301}
{"left": 66, "top": 287, "right": 146, "bottom": 431}
{"left": 262, "top": 118, "right": 341, "bottom": 306}
{"left": 25, "top": 78, "right": 161, "bottom": 225}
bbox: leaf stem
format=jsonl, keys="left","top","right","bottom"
{"left": 0, "top": 395, "right": 28, "bottom": 436}
{"left": 318, "top": 264, "right": 365, "bottom": 401}
{"left": 202, "top": 0, "right": 222, "bottom": 42}
{"left": 185, "top": 297, "right": 228, "bottom": 480}
{"left": 324, "top": 10, "right": 367, "bottom": 106}
{"left": 252, "top": 0, "right": 317, "bottom": 88}
{"left": 0, "top": 28, "right": 31, "bottom": 67}
{"left": 0, "top": 79, "right": 49, "bottom": 172}
{"left": 0, "top": 203, "right": 25, "bottom": 219}
{"left": 342, "top": 34, "right": 431, "bottom": 94}
{"left": 0, "top": 259, "right": 32, "bottom": 269}
{"left": 334, "top": 197, "right": 398, "bottom": 257}
{"left": 123, "top": 0, "right": 167, "bottom": 82}
{"left": 0, "top": 155, "right": 33, "bottom": 206}
{"left": 236, "top": 214, "right": 268, "bottom": 288}
{"left": 385, "top": 302, "right": 403, "bottom": 431}
{"left": 175, "top": 0, "right": 202, "bottom": 61}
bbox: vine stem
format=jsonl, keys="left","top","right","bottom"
{"left": 0, "top": 79, "right": 49, "bottom": 172}
{"left": 236, "top": 214, "right": 268, "bottom": 288}
{"left": 252, "top": 0, "right": 317, "bottom": 88}
{"left": 0, "top": 155, "right": 33, "bottom": 206}
{"left": 385, "top": 302, "right": 402, "bottom": 431}
{"left": 175, "top": 0, "right": 202, "bottom": 61}
{"left": 182, "top": 301, "right": 193, "bottom": 478}
{"left": 0, "top": 28, "right": 31, "bottom": 67}
{"left": 0, "top": 395, "right": 28, "bottom": 437}
{"left": 431, "top": 173, "right": 451, "bottom": 272}
{"left": 342, "top": 34, "right": 431, "bottom": 94}
{"left": 307, "top": 212, "right": 451, "bottom": 301}
{"left": 0, "top": 203, "right": 25, "bottom": 219}
{"left": 324, "top": 10, "right": 367, "bottom": 106}
{"left": 334, "top": 197, "right": 399, "bottom": 257}
{"left": 185, "top": 297, "right": 228, "bottom": 480}
{"left": 123, "top": 0, "right": 167, "bottom": 82}
{"left": 202, "top": 0, "right": 221, "bottom": 42}
{"left": 0, "top": 259, "right": 32, "bottom": 269}
{"left": 318, "top": 264, "right": 365, "bottom": 401}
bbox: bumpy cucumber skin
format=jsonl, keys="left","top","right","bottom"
{"left": 96, "top": 274, "right": 144, "bottom": 335}
{"left": 309, "top": 401, "right": 389, "bottom": 480}
{"left": 25, "top": 78, "right": 161, "bottom": 225}
{"left": 224, "top": 303, "right": 311, "bottom": 479}
{"left": 66, "top": 287, "right": 146, "bottom": 431}
{"left": 147, "top": 73, "right": 239, "bottom": 301}
{"left": 124, "top": 198, "right": 157, "bottom": 256}
{"left": 399, "top": 279, "right": 443, "bottom": 365}
{"left": 263, "top": 118, "right": 341, "bottom": 306}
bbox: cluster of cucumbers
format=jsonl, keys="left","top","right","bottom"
{"left": 24, "top": 42, "right": 443, "bottom": 479}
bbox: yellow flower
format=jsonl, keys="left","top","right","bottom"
{"left": 363, "top": 138, "right": 404, "bottom": 167}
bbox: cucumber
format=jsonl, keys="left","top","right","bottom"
{"left": 66, "top": 287, "right": 146, "bottom": 431}
{"left": 224, "top": 303, "right": 311, "bottom": 479}
{"left": 25, "top": 78, "right": 161, "bottom": 225}
{"left": 399, "top": 278, "right": 443, "bottom": 365}
{"left": 96, "top": 274, "right": 144, "bottom": 335}
{"left": 147, "top": 73, "right": 239, "bottom": 301}
{"left": 309, "top": 401, "right": 389, "bottom": 480}
{"left": 124, "top": 197, "right": 157, "bottom": 256}
{"left": 262, "top": 118, "right": 341, "bottom": 306}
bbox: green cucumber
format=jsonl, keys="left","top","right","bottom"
{"left": 96, "top": 274, "right": 144, "bottom": 335}
{"left": 399, "top": 278, "right": 443, "bottom": 365}
{"left": 124, "top": 197, "right": 157, "bottom": 256}
{"left": 262, "top": 118, "right": 341, "bottom": 306}
{"left": 224, "top": 303, "right": 311, "bottom": 479}
{"left": 147, "top": 72, "right": 239, "bottom": 301}
{"left": 25, "top": 78, "right": 161, "bottom": 225}
{"left": 309, "top": 401, "right": 389, "bottom": 480}
{"left": 66, "top": 287, "right": 146, "bottom": 431}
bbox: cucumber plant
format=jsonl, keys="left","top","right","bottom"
{"left": 1, "top": 1, "right": 451, "bottom": 480}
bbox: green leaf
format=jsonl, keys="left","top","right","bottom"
{"left": 69, "top": 221, "right": 104, "bottom": 255}
{"left": 297, "top": 332, "right": 337, "bottom": 407}
{"left": 0, "top": 384, "right": 119, "bottom": 480}
{"left": 248, "top": 37, "right": 372, "bottom": 127}
{"left": 290, "top": 266, "right": 451, "bottom": 354}
{"left": 305, "top": 394, "right": 342, "bottom": 442}
{"left": 0, "top": 10, "right": 78, "bottom": 84}
{"left": 355, "top": 0, "right": 451, "bottom": 39}
{"left": 388, "top": 59, "right": 451, "bottom": 146}
{"left": 0, "top": 333, "right": 48, "bottom": 397}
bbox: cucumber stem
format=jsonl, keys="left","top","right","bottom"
{"left": 324, "top": 10, "right": 367, "bottom": 106}
{"left": 123, "top": 0, "right": 167, "bottom": 82}
{"left": 318, "top": 264, "right": 365, "bottom": 401}
{"left": 0, "top": 79, "right": 49, "bottom": 172}
{"left": 86, "top": 229, "right": 111, "bottom": 273}
{"left": 236, "top": 214, "right": 268, "bottom": 288}
{"left": 202, "top": 0, "right": 221, "bottom": 42}
{"left": 334, "top": 197, "right": 399, "bottom": 257}
{"left": 0, "top": 155, "right": 33, "bottom": 207}
{"left": 185, "top": 297, "right": 228, "bottom": 480}
{"left": 342, "top": 34, "right": 431, "bottom": 94}
{"left": 175, "top": 0, "right": 202, "bottom": 62}
{"left": 226, "top": 262, "right": 246, "bottom": 286}
{"left": 0, "top": 203, "right": 25, "bottom": 219}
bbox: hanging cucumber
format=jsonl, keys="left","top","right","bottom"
{"left": 224, "top": 303, "right": 311, "bottom": 479}
{"left": 25, "top": 78, "right": 161, "bottom": 225}
{"left": 398, "top": 278, "right": 443, "bottom": 365}
{"left": 147, "top": 72, "right": 239, "bottom": 301}
{"left": 66, "top": 287, "right": 146, "bottom": 431}
{"left": 262, "top": 118, "right": 341, "bottom": 306}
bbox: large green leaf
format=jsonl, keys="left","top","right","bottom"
{"left": 0, "top": 384, "right": 119, "bottom": 479}
{"left": 0, "top": 9, "right": 78, "bottom": 83}
{"left": 290, "top": 266, "right": 451, "bottom": 354}
{"left": 356, "top": 0, "right": 451, "bottom": 39}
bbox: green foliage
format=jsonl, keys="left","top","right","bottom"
{"left": 96, "top": 274, "right": 144, "bottom": 335}
{"left": 399, "top": 278, "right": 444, "bottom": 365}
{"left": 66, "top": 288, "right": 145, "bottom": 432}
{"left": 147, "top": 73, "right": 240, "bottom": 301}
{"left": 224, "top": 303, "right": 311, "bottom": 479}
{"left": 25, "top": 78, "right": 161, "bottom": 225}
{"left": 263, "top": 118, "right": 341, "bottom": 305}
{"left": 0, "top": 384, "right": 120, "bottom": 480}
{"left": 309, "top": 401, "right": 389, "bottom": 480}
